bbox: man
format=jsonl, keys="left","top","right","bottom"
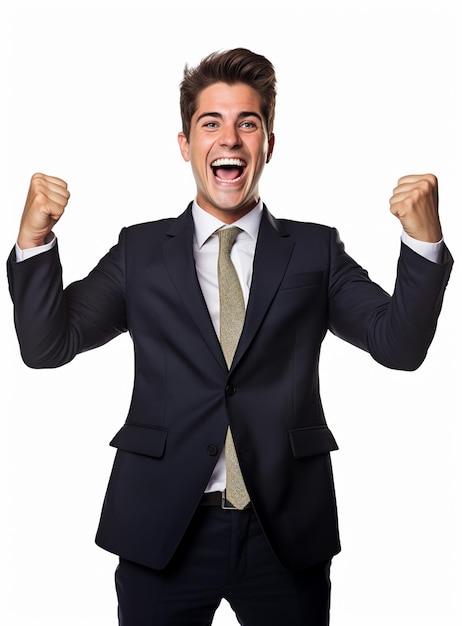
{"left": 7, "top": 48, "right": 453, "bottom": 625}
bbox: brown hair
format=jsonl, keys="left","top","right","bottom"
{"left": 179, "top": 48, "right": 277, "bottom": 140}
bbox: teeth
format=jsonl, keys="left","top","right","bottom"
{"left": 211, "top": 158, "right": 245, "bottom": 167}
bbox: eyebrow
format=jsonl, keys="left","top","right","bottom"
{"left": 195, "top": 111, "right": 263, "bottom": 125}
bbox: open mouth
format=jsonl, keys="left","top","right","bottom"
{"left": 211, "top": 158, "right": 245, "bottom": 182}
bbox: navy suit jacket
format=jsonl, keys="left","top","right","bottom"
{"left": 7, "top": 204, "right": 453, "bottom": 571}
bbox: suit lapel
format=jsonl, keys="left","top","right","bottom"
{"left": 233, "top": 207, "right": 294, "bottom": 367}
{"left": 162, "top": 205, "right": 226, "bottom": 369}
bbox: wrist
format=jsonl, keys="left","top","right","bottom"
{"left": 17, "top": 230, "right": 53, "bottom": 250}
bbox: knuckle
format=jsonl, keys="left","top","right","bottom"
{"left": 421, "top": 179, "right": 432, "bottom": 191}
{"left": 31, "top": 172, "right": 45, "bottom": 186}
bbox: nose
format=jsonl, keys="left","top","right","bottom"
{"left": 219, "top": 123, "right": 242, "bottom": 149}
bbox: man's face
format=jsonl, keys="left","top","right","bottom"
{"left": 178, "top": 82, "right": 274, "bottom": 223}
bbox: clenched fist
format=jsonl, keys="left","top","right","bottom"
{"left": 17, "top": 173, "right": 70, "bottom": 250}
{"left": 389, "top": 174, "right": 442, "bottom": 243}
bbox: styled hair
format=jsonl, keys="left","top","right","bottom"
{"left": 179, "top": 48, "right": 277, "bottom": 140}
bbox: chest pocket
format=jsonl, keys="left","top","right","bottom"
{"left": 279, "top": 271, "right": 323, "bottom": 290}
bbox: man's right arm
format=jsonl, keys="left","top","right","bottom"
{"left": 8, "top": 173, "right": 127, "bottom": 368}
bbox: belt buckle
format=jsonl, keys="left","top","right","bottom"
{"left": 221, "top": 490, "right": 238, "bottom": 510}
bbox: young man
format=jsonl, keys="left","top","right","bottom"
{"left": 8, "top": 48, "right": 452, "bottom": 625}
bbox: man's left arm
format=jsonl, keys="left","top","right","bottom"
{"left": 328, "top": 173, "right": 453, "bottom": 370}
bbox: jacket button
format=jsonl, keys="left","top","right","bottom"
{"left": 207, "top": 444, "right": 218, "bottom": 456}
{"left": 225, "top": 384, "right": 237, "bottom": 396}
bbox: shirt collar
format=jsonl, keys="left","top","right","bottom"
{"left": 192, "top": 200, "right": 263, "bottom": 249}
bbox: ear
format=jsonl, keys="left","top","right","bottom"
{"left": 266, "top": 133, "right": 275, "bottom": 163}
{"left": 177, "top": 132, "right": 190, "bottom": 162}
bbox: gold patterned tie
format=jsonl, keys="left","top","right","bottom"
{"left": 216, "top": 226, "right": 250, "bottom": 509}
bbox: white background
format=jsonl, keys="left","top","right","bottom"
{"left": 1, "top": 1, "right": 460, "bottom": 624}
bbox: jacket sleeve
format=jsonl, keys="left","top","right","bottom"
{"left": 7, "top": 231, "right": 128, "bottom": 369}
{"left": 327, "top": 229, "right": 453, "bottom": 371}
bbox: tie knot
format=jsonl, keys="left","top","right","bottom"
{"left": 216, "top": 226, "right": 242, "bottom": 254}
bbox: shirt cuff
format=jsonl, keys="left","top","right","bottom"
{"left": 15, "top": 234, "right": 57, "bottom": 262}
{"left": 401, "top": 231, "right": 443, "bottom": 264}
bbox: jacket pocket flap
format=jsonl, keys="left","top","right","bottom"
{"left": 289, "top": 425, "right": 338, "bottom": 459}
{"left": 279, "top": 271, "right": 323, "bottom": 290}
{"left": 110, "top": 423, "right": 168, "bottom": 458}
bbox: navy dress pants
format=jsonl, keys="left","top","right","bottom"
{"left": 115, "top": 504, "right": 331, "bottom": 625}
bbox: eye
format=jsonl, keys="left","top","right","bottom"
{"left": 203, "top": 121, "right": 219, "bottom": 129}
{"left": 240, "top": 121, "right": 258, "bottom": 130}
